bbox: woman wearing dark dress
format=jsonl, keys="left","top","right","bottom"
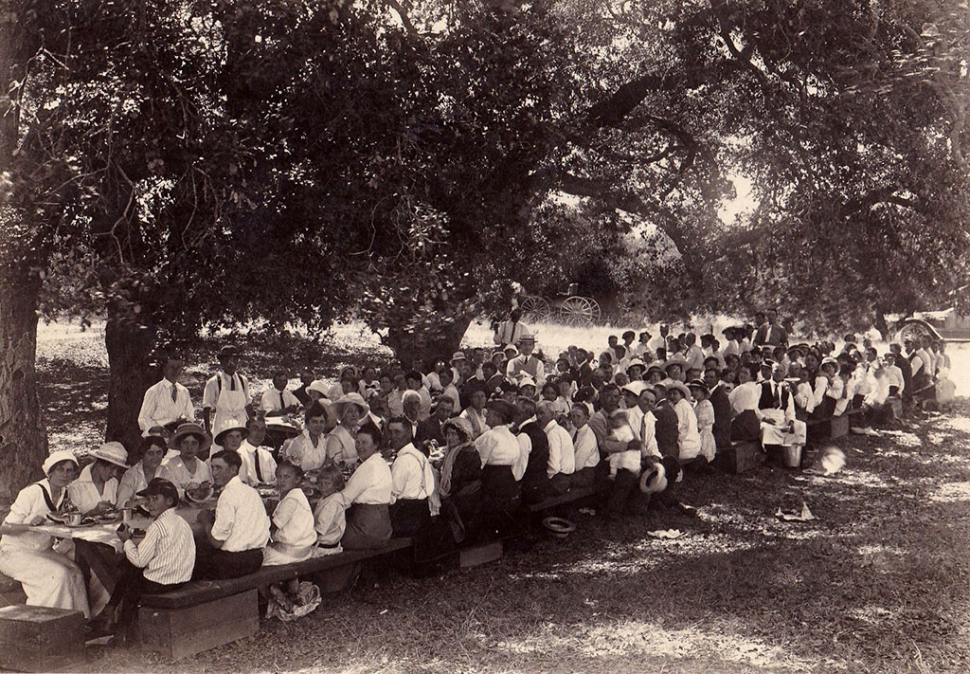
{"left": 438, "top": 417, "right": 483, "bottom": 544}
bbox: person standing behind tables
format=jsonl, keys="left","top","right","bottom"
{"left": 492, "top": 308, "right": 529, "bottom": 347}
{"left": 69, "top": 442, "right": 129, "bottom": 516}
{"left": 137, "top": 355, "right": 194, "bottom": 438}
{"left": 117, "top": 435, "right": 175, "bottom": 507}
{"left": 387, "top": 417, "right": 436, "bottom": 537}
{"left": 0, "top": 451, "right": 90, "bottom": 617}
{"left": 194, "top": 450, "right": 270, "bottom": 580}
{"left": 507, "top": 334, "right": 545, "bottom": 387}
{"left": 292, "top": 371, "right": 316, "bottom": 407}
{"left": 202, "top": 345, "right": 254, "bottom": 437}
{"left": 238, "top": 416, "right": 278, "bottom": 486}
{"left": 104, "top": 478, "right": 194, "bottom": 642}
{"left": 163, "top": 423, "right": 213, "bottom": 497}
{"left": 261, "top": 373, "right": 301, "bottom": 417}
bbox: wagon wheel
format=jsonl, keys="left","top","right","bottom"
{"left": 559, "top": 296, "right": 599, "bottom": 327}
{"left": 897, "top": 321, "right": 931, "bottom": 345}
{"left": 519, "top": 295, "right": 552, "bottom": 323}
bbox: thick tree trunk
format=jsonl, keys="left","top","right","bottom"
{"left": 104, "top": 310, "right": 156, "bottom": 459}
{"left": 383, "top": 315, "right": 474, "bottom": 368}
{"left": 0, "top": 255, "right": 47, "bottom": 506}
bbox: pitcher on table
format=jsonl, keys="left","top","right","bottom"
{"left": 202, "top": 345, "right": 255, "bottom": 448}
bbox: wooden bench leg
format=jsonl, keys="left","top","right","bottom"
{"left": 137, "top": 589, "right": 259, "bottom": 659}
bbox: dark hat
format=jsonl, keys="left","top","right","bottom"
{"left": 218, "top": 345, "right": 240, "bottom": 360}
{"left": 137, "top": 477, "right": 180, "bottom": 506}
{"left": 485, "top": 399, "right": 518, "bottom": 425}
{"left": 687, "top": 379, "right": 709, "bottom": 396}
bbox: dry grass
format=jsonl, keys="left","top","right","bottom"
{"left": 31, "top": 321, "right": 970, "bottom": 673}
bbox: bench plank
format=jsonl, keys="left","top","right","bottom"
{"left": 525, "top": 485, "right": 604, "bottom": 513}
{"left": 141, "top": 537, "right": 413, "bottom": 610}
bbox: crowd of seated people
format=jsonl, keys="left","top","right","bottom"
{"left": 0, "top": 309, "right": 954, "bottom": 638}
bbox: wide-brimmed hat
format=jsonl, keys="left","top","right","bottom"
{"left": 90, "top": 441, "right": 129, "bottom": 469}
{"left": 442, "top": 417, "right": 474, "bottom": 442}
{"left": 502, "top": 344, "right": 518, "bottom": 356}
{"left": 517, "top": 374, "right": 537, "bottom": 389}
{"left": 621, "top": 381, "right": 648, "bottom": 397}
{"left": 333, "top": 392, "right": 370, "bottom": 419}
{"left": 42, "top": 450, "right": 79, "bottom": 475}
{"left": 214, "top": 418, "right": 249, "bottom": 446}
{"left": 306, "top": 380, "right": 330, "bottom": 397}
{"left": 625, "top": 358, "right": 646, "bottom": 373}
{"left": 485, "top": 399, "right": 518, "bottom": 425}
{"left": 687, "top": 379, "right": 709, "bottom": 396}
{"left": 820, "top": 357, "right": 840, "bottom": 373}
{"left": 639, "top": 460, "right": 669, "bottom": 494}
{"left": 217, "top": 345, "right": 239, "bottom": 360}
{"left": 450, "top": 351, "right": 467, "bottom": 364}
{"left": 168, "top": 422, "right": 212, "bottom": 452}
{"left": 666, "top": 380, "right": 691, "bottom": 398}
{"left": 137, "top": 477, "right": 180, "bottom": 506}
{"left": 645, "top": 365, "right": 665, "bottom": 379}
{"left": 515, "top": 332, "right": 536, "bottom": 345}
{"left": 664, "top": 354, "right": 688, "bottom": 371}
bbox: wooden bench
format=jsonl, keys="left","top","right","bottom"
{"left": 524, "top": 485, "right": 605, "bottom": 514}
{"left": 138, "top": 537, "right": 413, "bottom": 659}
{"left": 0, "top": 572, "right": 26, "bottom": 608}
{"left": 714, "top": 440, "right": 764, "bottom": 474}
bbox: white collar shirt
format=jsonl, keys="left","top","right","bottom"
{"left": 543, "top": 419, "right": 575, "bottom": 477}
{"left": 138, "top": 378, "right": 194, "bottom": 436}
{"left": 67, "top": 464, "right": 119, "bottom": 514}
{"left": 210, "top": 476, "right": 270, "bottom": 552}
{"left": 0, "top": 479, "right": 67, "bottom": 551}
{"left": 336, "top": 452, "right": 392, "bottom": 508}
{"left": 271, "top": 488, "right": 316, "bottom": 549}
{"left": 162, "top": 455, "right": 212, "bottom": 493}
{"left": 475, "top": 424, "right": 520, "bottom": 467}
{"left": 260, "top": 387, "right": 301, "bottom": 414}
{"left": 238, "top": 440, "right": 278, "bottom": 485}
{"left": 571, "top": 424, "right": 600, "bottom": 469}
{"left": 390, "top": 444, "right": 435, "bottom": 503}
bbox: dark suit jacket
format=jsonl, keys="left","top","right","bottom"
{"left": 415, "top": 416, "right": 446, "bottom": 446}
{"left": 708, "top": 383, "right": 733, "bottom": 450}
{"left": 653, "top": 400, "right": 679, "bottom": 459}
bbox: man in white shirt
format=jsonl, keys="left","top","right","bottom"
{"left": 492, "top": 308, "right": 529, "bottom": 347}
{"left": 507, "top": 334, "right": 545, "bottom": 386}
{"left": 569, "top": 403, "right": 599, "bottom": 488}
{"left": 536, "top": 401, "right": 574, "bottom": 494}
{"left": 237, "top": 417, "right": 278, "bottom": 486}
{"left": 387, "top": 418, "right": 436, "bottom": 537}
{"left": 138, "top": 357, "right": 194, "bottom": 437}
{"left": 194, "top": 450, "right": 270, "bottom": 580}
{"left": 202, "top": 345, "right": 254, "bottom": 435}
{"left": 260, "top": 374, "right": 301, "bottom": 417}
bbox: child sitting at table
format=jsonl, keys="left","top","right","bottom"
{"left": 102, "top": 478, "right": 195, "bottom": 641}
{"left": 312, "top": 465, "right": 347, "bottom": 555}
{"left": 608, "top": 409, "right": 641, "bottom": 479}
{"left": 262, "top": 462, "right": 321, "bottom": 618}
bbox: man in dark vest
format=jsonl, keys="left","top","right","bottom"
{"left": 704, "top": 367, "right": 733, "bottom": 452}
{"left": 514, "top": 397, "right": 552, "bottom": 504}
{"left": 651, "top": 383, "right": 680, "bottom": 460}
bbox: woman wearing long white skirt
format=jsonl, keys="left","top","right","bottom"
{"left": 0, "top": 451, "right": 91, "bottom": 617}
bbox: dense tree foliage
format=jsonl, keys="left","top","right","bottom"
{"left": 1, "top": 0, "right": 967, "bottom": 501}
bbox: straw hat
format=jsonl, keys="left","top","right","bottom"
{"left": 687, "top": 379, "right": 709, "bottom": 396}
{"left": 168, "top": 422, "right": 212, "bottom": 452}
{"left": 621, "top": 381, "right": 648, "bottom": 397}
{"left": 90, "top": 441, "right": 129, "bottom": 469}
{"left": 213, "top": 418, "right": 249, "bottom": 446}
{"left": 450, "top": 351, "right": 467, "bottom": 364}
{"left": 217, "top": 345, "right": 240, "bottom": 360}
{"left": 666, "top": 380, "right": 691, "bottom": 398}
{"left": 625, "top": 358, "right": 646, "bottom": 373}
{"left": 664, "top": 354, "right": 688, "bottom": 371}
{"left": 333, "top": 392, "right": 370, "bottom": 419}
{"left": 442, "top": 417, "right": 474, "bottom": 443}
{"left": 42, "top": 450, "right": 79, "bottom": 475}
{"left": 306, "top": 380, "right": 331, "bottom": 398}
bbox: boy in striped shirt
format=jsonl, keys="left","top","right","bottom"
{"left": 101, "top": 478, "right": 195, "bottom": 641}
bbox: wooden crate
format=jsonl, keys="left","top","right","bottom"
{"left": 137, "top": 589, "right": 259, "bottom": 660}
{"left": 0, "top": 573, "right": 26, "bottom": 608}
{"left": 715, "top": 441, "right": 764, "bottom": 474}
{"left": 0, "top": 605, "right": 85, "bottom": 672}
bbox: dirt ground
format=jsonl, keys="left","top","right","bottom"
{"left": 31, "top": 320, "right": 970, "bottom": 674}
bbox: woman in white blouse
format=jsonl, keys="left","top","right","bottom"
{"left": 0, "top": 451, "right": 90, "bottom": 617}
{"left": 117, "top": 436, "right": 172, "bottom": 507}
{"left": 327, "top": 394, "right": 368, "bottom": 468}
{"left": 333, "top": 425, "right": 393, "bottom": 550}
{"left": 68, "top": 442, "right": 129, "bottom": 515}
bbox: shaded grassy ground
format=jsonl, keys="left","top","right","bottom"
{"left": 33, "top": 322, "right": 970, "bottom": 673}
